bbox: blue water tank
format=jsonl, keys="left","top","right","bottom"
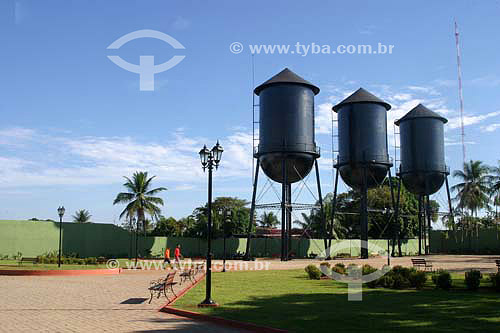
{"left": 254, "top": 68, "right": 320, "bottom": 184}
{"left": 332, "top": 88, "right": 392, "bottom": 190}
{"left": 395, "top": 104, "right": 448, "bottom": 195}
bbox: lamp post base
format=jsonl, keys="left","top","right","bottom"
{"left": 198, "top": 299, "right": 219, "bottom": 307}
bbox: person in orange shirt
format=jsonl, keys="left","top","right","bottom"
{"left": 174, "top": 244, "right": 182, "bottom": 267}
{"left": 163, "top": 248, "right": 171, "bottom": 268}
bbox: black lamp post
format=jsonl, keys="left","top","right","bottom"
{"left": 198, "top": 141, "right": 223, "bottom": 307}
{"left": 57, "top": 206, "right": 65, "bottom": 268}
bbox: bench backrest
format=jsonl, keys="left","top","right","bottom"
{"left": 21, "top": 257, "right": 37, "bottom": 261}
{"left": 165, "top": 272, "right": 176, "bottom": 285}
{"left": 411, "top": 258, "right": 426, "bottom": 263}
{"left": 495, "top": 260, "right": 500, "bottom": 266}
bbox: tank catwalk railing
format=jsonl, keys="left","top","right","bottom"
{"left": 254, "top": 144, "right": 320, "bottom": 156}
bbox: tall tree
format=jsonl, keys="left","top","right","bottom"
{"left": 113, "top": 171, "right": 167, "bottom": 233}
{"left": 72, "top": 209, "right": 92, "bottom": 223}
{"left": 452, "top": 160, "right": 491, "bottom": 236}
{"left": 259, "top": 212, "right": 279, "bottom": 228}
{"left": 188, "top": 197, "right": 251, "bottom": 238}
{"left": 489, "top": 160, "right": 500, "bottom": 220}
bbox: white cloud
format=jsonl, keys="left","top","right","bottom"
{"left": 0, "top": 128, "right": 254, "bottom": 188}
{"left": 448, "top": 111, "right": 500, "bottom": 129}
{"left": 0, "top": 127, "right": 37, "bottom": 145}
{"left": 433, "top": 79, "right": 456, "bottom": 87}
{"left": 392, "top": 93, "right": 413, "bottom": 101}
{"left": 469, "top": 75, "right": 500, "bottom": 87}
{"left": 315, "top": 102, "right": 336, "bottom": 135}
{"left": 407, "top": 85, "right": 440, "bottom": 96}
{"left": 481, "top": 123, "right": 500, "bottom": 132}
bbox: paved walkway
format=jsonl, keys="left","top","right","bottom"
{"left": 0, "top": 269, "right": 240, "bottom": 332}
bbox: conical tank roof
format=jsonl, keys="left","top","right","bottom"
{"left": 394, "top": 104, "right": 448, "bottom": 125}
{"left": 254, "top": 68, "right": 320, "bottom": 96}
{"left": 332, "top": 88, "right": 391, "bottom": 112}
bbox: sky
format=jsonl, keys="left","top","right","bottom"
{"left": 1, "top": 0, "right": 499, "bottom": 224}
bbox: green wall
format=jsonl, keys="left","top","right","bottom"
{"left": 0, "top": 220, "right": 419, "bottom": 258}
{"left": 430, "top": 229, "right": 500, "bottom": 254}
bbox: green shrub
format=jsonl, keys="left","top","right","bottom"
{"left": 392, "top": 274, "right": 411, "bottom": 289}
{"left": 346, "top": 264, "right": 361, "bottom": 279}
{"left": 391, "top": 265, "right": 414, "bottom": 280}
{"left": 319, "top": 262, "right": 331, "bottom": 276}
{"left": 489, "top": 272, "right": 500, "bottom": 292}
{"left": 85, "top": 257, "right": 97, "bottom": 265}
{"left": 362, "top": 264, "right": 378, "bottom": 288}
{"left": 432, "top": 270, "right": 452, "bottom": 290}
{"left": 362, "top": 264, "right": 377, "bottom": 275}
{"left": 305, "top": 264, "right": 321, "bottom": 280}
{"left": 409, "top": 271, "right": 427, "bottom": 290}
{"left": 464, "top": 270, "right": 482, "bottom": 291}
{"left": 378, "top": 275, "right": 394, "bottom": 288}
{"left": 332, "top": 263, "right": 346, "bottom": 275}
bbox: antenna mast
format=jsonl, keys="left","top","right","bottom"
{"left": 455, "top": 21, "right": 466, "bottom": 166}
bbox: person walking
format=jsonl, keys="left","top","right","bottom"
{"left": 163, "top": 247, "right": 171, "bottom": 268}
{"left": 174, "top": 244, "right": 183, "bottom": 268}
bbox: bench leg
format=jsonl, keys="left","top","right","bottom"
{"left": 170, "top": 284, "right": 176, "bottom": 297}
{"left": 163, "top": 287, "right": 170, "bottom": 302}
{"left": 149, "top": 290, "right": 154, "bottom": 304}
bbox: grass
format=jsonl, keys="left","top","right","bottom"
{"left": 0, "top": 258, "right": 135, "bottom": 270}
{"left": 173, "top": 269, "right": 500, "bottom": 332}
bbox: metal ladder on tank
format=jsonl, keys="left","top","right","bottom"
{"left": 328, "top": 110, "right": 339, "bottom": 252}
{"left": 252, "top": 92, "right": 259, "bottom": 180}
{"left": 393, "top": 121, "right": 401, "bottom": 174}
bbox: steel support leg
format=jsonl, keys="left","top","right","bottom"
{"left": 329, "top": 166, "right": 340, "bottom": 258}
{"left": 281, "top": 158, "right": 287, "bottom": 261}
{"left": 360, "top": 168, "right": 369, "bottom": 259}
{"left": 418, "top": 195, "right": 423, "bottom": 256}
{"left": 244, "top": 159, "right": 260, "bottom": 260}
{"left": 426, "top": 195, "right": 432, "bottom": 254}
{"left": 286, "top": 183, "right": 292, "bottom": 260}
{"left": 313, "top": 160, "right": 326, "bottom": 259}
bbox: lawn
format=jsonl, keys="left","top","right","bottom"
{"left": 174, "top": 269, "right": 500, "bottom": 332}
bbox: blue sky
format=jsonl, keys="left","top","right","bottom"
{"left": 1, "top": 0, "right": 499, "bottom": 223}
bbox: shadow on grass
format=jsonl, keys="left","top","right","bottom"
{"left": 194, "top": 287, "right": 500, "bottom": 332}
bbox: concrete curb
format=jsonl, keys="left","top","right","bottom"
{"left": 0, "top": 268, "right": 121, "bottom": 276}
{"left": 159, "top": 272, "right": 287, "bottom": 332}
{"left": 161, "top": 306, "right": 287, "bottom": 332}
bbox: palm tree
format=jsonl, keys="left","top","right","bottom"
{"left": 113, "top": 171, "right": 167, "bottom": 233}
{"left": 259, "top": 212, "right": 279, "bottom": 228}
{"left": 72, "top": 209, "right": 92, "bottom": 223}
{"left": 451, "top": 160, "right": 491, "bottom": 237}
{"left": 488, "top": 161, "right": 500, "bottom": 239}
{"left": 489, "top": 161, "right": 500, "bottom": 218}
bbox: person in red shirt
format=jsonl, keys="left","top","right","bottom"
{"left": 174, "top": 244, "right": 182, "bottom": 267}
{"left": 163, "top": 248, "right": 171, "bottom": 268}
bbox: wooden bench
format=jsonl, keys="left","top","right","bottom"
{"left": 495, "top": 260, "right": 500, "bottom": 272}
{"left": 18, "top": 257, "right": 38, "bottom": 265}
{"left": 411, "top": 258, "right": 433, "bottom": 271}
{"left": 148, "top": 271, "right": 177, "bottom": 304}
{"left": 180, "top": 268, "right": 195, "bottom": 285}
{"left": 194, "top": 262, "right": 205, "bottom": 275}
